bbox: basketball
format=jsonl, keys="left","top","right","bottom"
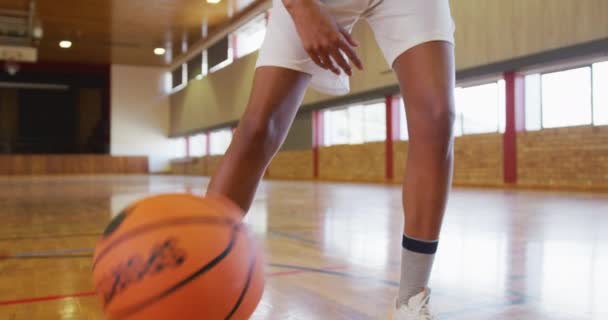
{"left": 91, "top": 194, "right": 264, "bottom": 320}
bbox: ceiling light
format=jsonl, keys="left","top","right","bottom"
{"left": 59, "top": 40, "right": 72, "bottom": 49}
{"left": 207, "top": 0, "right": 221, "bottom": 4}
{"left": 154, "top": 47, "right": 166, "bottom": 56}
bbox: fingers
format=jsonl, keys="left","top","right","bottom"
{"left": 306, "top": 48, "right": 325, "bottom": 68}
{"left": 306, "top": 45, "right": 340, "bottom": 75}
{"left": 304, "top": 31, "right": 363, "bottom": 75}
{"left": 329, "top": 46, "right": 352, "bottom": 76}
{"left": 337, "top": 40, "right": 363, "bottom": 71}
{"left": 319, "top": 49, "right": 340, "bottom": 75}
{"left": 339, "top": 28, "right": 363, "bottom": 70}
{"left": 340, "top": 28, "right": 359, "bottom": 47}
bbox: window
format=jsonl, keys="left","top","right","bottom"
{"left": 347, "top": 105, "right": 364, "bottom": 144}
{"left": 525, "top": 60, "right": 608, "bottom": 129}
{"left": 363, "top": 102, "right": 386, "bottom": 142}
{"left": 593, "top": 61, "right": 608, "bottom": 125}
{"left": 187, "top": 52, "right": 203, "bottom": 82}
{"left": 498, "top": 80, "right": 506, "bottom": 133}
{"left": 171, "top": 65, "right": 183, "bottom": 89}
{"left": 208, "top": 36, "right": 232, "bottom": 73}
{"left": 324, "top": 108, "right": 349, "bottom": 145}
{"left": 233, "top": 14, "right": 267, "bottom": 58}
{"left": 189, "top": 133, "right": 207, "bottom": 157}
{"left": 323, "top": 101, "right": 386, "bottom": 146}
{"left": 209, "top": 128, "right": 233, "bottom": 155}
{"left": 172, "top": 138, "right": 187, "bottom": 158}
{"left": 171, "top": 64, "right": 188, "bottom": 92}
{"left": 454, "top": 80, "right": 506, "bottom": 135}
{"left": 525, "top": 74, "right": 542, "bottom": 131}
{"left": 541, "top": 67, "right": 592, "bottom": 128}
{"left": 398, "top": 98, "right": 409, "bottom": 140}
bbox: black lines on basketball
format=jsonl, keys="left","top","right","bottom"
{"left": 99, "top": 237, "right": 190, "bottom": 307}
{"left": 103, "top": 209, "right": 129, "bottom": 237}
{"left": 110, "top": 225, "right": 240, "bottom": 319}
{"left": 224, "top": 238, "right": 257, "bottom": 320}
{"left": 92, "top": 216, "right": 236, "bottom": 271}
{"left": 103, "top": 203, "right": 139, "bottom": 237}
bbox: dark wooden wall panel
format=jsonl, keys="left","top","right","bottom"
{"left": 0, "top": 155, "right": 148, "bottom": 175}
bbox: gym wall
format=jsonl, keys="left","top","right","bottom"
{"left": 171, "top": 0, "right": 608, "bottom": 134}
{"left": 168, "top": 0, "right": 608, "bottom": 190}
{"left": 111, "top": 65, "right": 179, "bottom": 172}
{"left": 517, "top": 127, "right": 608, "bottom": 189}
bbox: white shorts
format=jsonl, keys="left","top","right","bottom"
{"left": 256, "top": 0, "right": 455, "bottom": 95}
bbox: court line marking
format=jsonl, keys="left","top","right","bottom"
{"left": 269, "top": 263, "right": 400, "bottom": 287}
{"left": 3, "top": 239, "right": 544, "bottom": 315}
{"left": 268, "top": 230, "right": 318, "bottom": 245}
{"left": 0, "top": 245, "right": 545, "bottom": 306}
{"left": 0, "top": 259, "right": 578, "bottom": 318}
{"left": 0, "top": 264, "right": 346, "bottom": 306}
{"left": 1, "top": 227, "right": 319, "bottom": 259}
{"left": 267, "top": 264, "right": 347, "bottom": 277}
{"left": 0, "top": 248, "right": 94, "bottom": 260}
{"left": 0, "top": 291, "right": 97, "bottom": 306}
{"left": 0, "top": 232, "right": 102, "bottom": 242}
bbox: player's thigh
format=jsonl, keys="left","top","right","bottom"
{"left": 393, "top": 41, "right": 455, "bottom": 111}
{"left": 238, "top": 66, "right": 311, "bottom": 141}
{"left": 367, "top": 0, "right": 455, "bottom": 133}
{"left": 366, "top": 0, "right": 455, "bottom": 68}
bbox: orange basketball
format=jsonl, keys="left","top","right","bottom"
{"left": 92, "top": 194, "right": 264, "bottom": 320}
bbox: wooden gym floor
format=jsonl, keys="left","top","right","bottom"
{"left": 0, "top": 175, "right": 607, "bottom": 320}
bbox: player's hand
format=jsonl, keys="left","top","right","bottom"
{"left": 283, "top": 0, "right": 363, "bottom": 76}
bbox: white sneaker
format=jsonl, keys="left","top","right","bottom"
{"left": 392, "top": 288, "right": 437, "bottom": 320}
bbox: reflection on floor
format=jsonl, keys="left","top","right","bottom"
{"left": 0, "top": 176, "right": 606, "bottom": 319}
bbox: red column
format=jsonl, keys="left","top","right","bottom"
{"left": 312, "top": 110, "right": 324, "bottom": 179}
{"left": 385, "top": 95, "right": 401, "bottom": 180}
{"left": 503, "top": 71, "right": 525, "bottom": 184}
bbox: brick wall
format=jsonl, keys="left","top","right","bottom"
{"left": 206, "top": 156, "right": 223, "bottom": 177}
{"left": 0, "top": 155, "right": 149, "bottom": 175}
{"left": 453, "top": 134, "right": 504, "bottom": 186}
{"left": 170, "top": 157, "right": 205, "bottom": 175}
{"left": 190, "top": 158, "right": 205, "bottom": 176}
{"left": 319, "top": 142, "right": 385, "bottom": 182}
{"left": 268, "top": 150, "right": 313, "bottom": 180}
{"left": 392, "top": 134, "right": 504, "bottom": 186}
{"left": 169, "top": 127, "right": 608, "bottom": 191}
{"left": 170, "top": 159, "right": 189, "bottom": 175}
{"left": 393, "top": 141, "right": 409, "bottom": 183}
{"left": 517, "top": 126, "right": 608, "bottom": 190}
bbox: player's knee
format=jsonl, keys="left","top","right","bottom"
{"left": 411, "top": 93, "right": 455, "bottom": 134}
{"left": 425, "top": 98, "right": 454, "bottom": 128}
{"left": 240, "top": 114, "right": 280, "bottom": 152}
{"left": 241, "top": 116, "right": 270, "bottom": 144}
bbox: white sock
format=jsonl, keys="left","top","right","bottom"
{"left": 397, "top": 233, "right": 438, "bottom": 306}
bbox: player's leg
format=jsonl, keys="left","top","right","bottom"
{"left": 365, "top": 0, "right": 455, "bottom": 317}
{"left": 394, "top": 40, "right": 455, "bottom": 307}
{"left": 206, "top": 66, "right": 311, "bottom": 212}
